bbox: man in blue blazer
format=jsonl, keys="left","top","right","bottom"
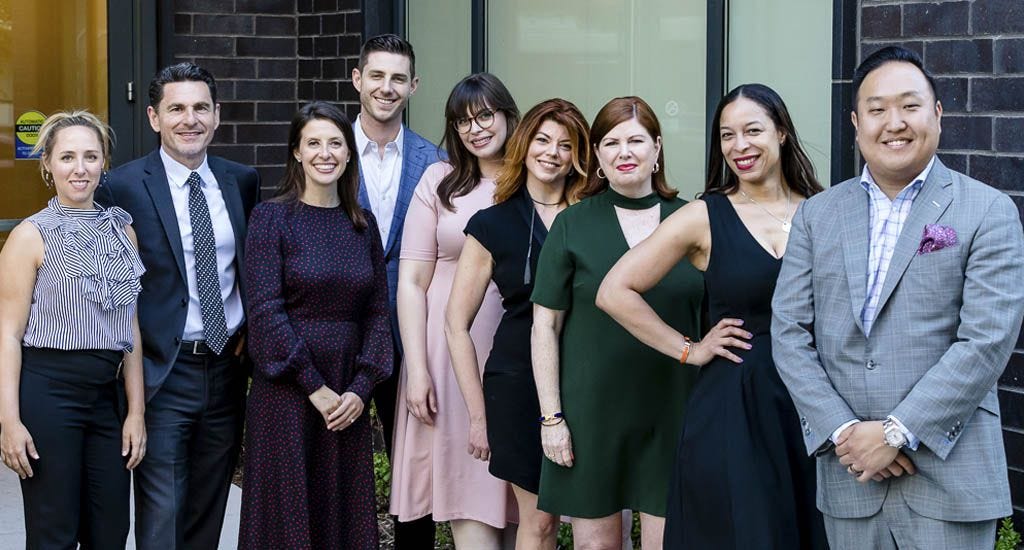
{"left": 101, "top": 63, "right": 259, "bottom": 549}
{"left": 351, "top": 34, "right": 444, "bottom": 547}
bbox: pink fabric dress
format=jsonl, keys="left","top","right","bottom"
{"left": 389, "top": 162, "right": 514, "bottom": 527}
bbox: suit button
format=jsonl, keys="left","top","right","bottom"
{"left": 174, "top": 336, "right": 181, "bottom": 344}
{"left": 180, "top": 298, "right": 187, "bottom": 307}
{"left": 866, "top": 360, "right": 877, "bottom": 370}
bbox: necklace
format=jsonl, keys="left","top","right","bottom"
{"left": 738, "top": 186, "right": 793, "bottom": 233}
{"left": 529, "top": 194, "right": 563, "bottom": 207}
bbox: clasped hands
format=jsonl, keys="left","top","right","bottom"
{"left": 309, "top": 386, "right": 364, "bottom": 431}
{"left": 835, "top": 421, "right": 916, "bottom": 483}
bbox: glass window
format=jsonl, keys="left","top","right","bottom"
{"left": 0, "top": 0, "right": 108, "bottom": 246}
{"left": 406, "top": 0, "right": 473, "bottom": 146}
{"left": 727, "top": 0, "right": 833, "bottom": 184}
{"left": 487, "top": 1, "right": 708, "bottom": 198}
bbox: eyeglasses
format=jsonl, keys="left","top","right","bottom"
{"left": 454, "top": 109, "right": 496, "bottom": 134}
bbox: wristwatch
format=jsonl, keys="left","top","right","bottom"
{"left": 882, "top": 418, "right": 908, "bottom": 449}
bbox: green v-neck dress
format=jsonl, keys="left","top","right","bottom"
{"left": 530, "top": 188, "right": 703, "bottom": 518}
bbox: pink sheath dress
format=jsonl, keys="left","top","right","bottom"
{"left": 389, "top": 161, "right": 514, "bottom": 527}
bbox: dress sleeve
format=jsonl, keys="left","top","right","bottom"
{"left": 400, "top": 163, "right": 447, "bottom": 262}
{"left": 463, "top": 208, "right": 492, "bottom": 252}
{"left": 530, "top": 210, "right": 573, "bottom": 311}
{"left": 347, "top": 211, "right": 395, "bottom": 402}
{"left": 244, "top": 203, "right": 327, "bottom": 395}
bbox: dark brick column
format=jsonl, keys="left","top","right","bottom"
{"left": 840, "top": 0, "right": 1024, "bottom": 528}
{"left": 169, "top": 0, "right": 363, "bottom": 195}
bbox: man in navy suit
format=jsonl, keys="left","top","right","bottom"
{"left": 351, "top": 34, "right": 444, "bottom": 547}
{"left": 101, "top": 63, "right": 259, "bottom": 549}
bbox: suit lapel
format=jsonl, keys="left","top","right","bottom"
{"left": 210, "top": 158, "right": 246, "bottom": 267}
{"left": 142, "top": 151, "right": 188, "bottom": 284}
{"left": 873, "top": 160, "right": 954, "bottom": 317}
{"left": 386, "top": 135, "right": 427, "bottom": 256}
{"left": 357, "top": 170, "right": 370, "bottom": 210}
{"left": 840, "top": 181, "right": 871, "bottom": 335}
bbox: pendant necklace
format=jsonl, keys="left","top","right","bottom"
{"left": 738, "top": 186, "right": 793, "bottom": 233}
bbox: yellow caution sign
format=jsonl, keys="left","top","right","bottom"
{"left": 15, "top": 110, "right": 46, "bottom": 159}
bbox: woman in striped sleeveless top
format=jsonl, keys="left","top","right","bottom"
{"left": 0, "top": 111, "right": 147, "bottom": 549}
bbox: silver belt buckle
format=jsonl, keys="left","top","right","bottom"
{"left": 192, "top": 340, "right": 205, "bottom": 355}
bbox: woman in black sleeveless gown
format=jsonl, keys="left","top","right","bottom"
{"left": 597, "top": 84, "right": 829, "bottom": 549}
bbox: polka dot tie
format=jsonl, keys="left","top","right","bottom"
{"left": 186, "top": 171, "right": 228, "bottom": 354}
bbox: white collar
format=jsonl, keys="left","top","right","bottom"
{"left": 860, "top": 156, "right": 936, "bottom": 195}
{"left": 160, "top": 148, "right": 215, "bottom": 189}
{"left": 354, "top": 114, "right": 404, "bottom": 156}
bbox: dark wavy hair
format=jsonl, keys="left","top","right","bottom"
{"left": 149, "top": 62, "right": 217, "bottom": 107}
{"left": 704, "top": 84, "right": 822, "bottom": 199}
{"left": 578, "top": 96, "right": 677, "bottom": 201}
{"left": 359, "top": 34, "right": 416, "bottom": 77}
{"left": 437, "top": 73, "right": 520, "bottom": 211}
{"left": 494, "top": 98, "right": 590, "bottom": 205}
{"left": 275, "top": 102, "right": 365, "bottom": 230}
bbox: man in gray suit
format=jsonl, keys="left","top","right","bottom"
{"left": 351, "top": 33, "right": 443, "bottom": 548}
{"left": 772, "top": 46, "right": 1024, "bottom": 549}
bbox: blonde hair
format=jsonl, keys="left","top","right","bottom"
{"left": 32, "top": 110, "right": 114, "bottom": 186}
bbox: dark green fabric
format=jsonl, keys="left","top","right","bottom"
{"left": 530, "top": 188, "right": 703, "bottom": 518}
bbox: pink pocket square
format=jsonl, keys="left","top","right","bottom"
{"left": 917, "top": 224, "right": 958, "bottom": 254}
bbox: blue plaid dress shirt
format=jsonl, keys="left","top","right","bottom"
{"left": 860, "top": 157, "right": 935, "bottom": 335}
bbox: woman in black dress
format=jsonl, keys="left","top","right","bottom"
{"left": 598, "top": 84, "right": 831, "bottom": 549}
{"left": 445, "top": 98, "right": 590, "bottom": 549}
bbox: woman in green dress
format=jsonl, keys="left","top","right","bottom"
{"left": 530, "top": 97, "right": 703, "bottom": 548}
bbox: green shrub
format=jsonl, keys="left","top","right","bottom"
{"left": 996, "top": 517, "right": 1021, "bottom": 550}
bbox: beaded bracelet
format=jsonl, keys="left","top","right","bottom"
{"left": 539, "top": 412, "right": 564, "bottom": 426}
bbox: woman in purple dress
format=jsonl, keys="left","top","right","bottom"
{"left": 239, "top": 102, "right": 393, "bottom": 549}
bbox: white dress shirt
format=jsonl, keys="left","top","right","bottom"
{"left": 160, "top": 148, "right": 245, "bottom": 341}
{"left": 354, "top": 114, "right": 404, "bottom": 246}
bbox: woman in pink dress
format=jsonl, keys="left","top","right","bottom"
{"left": 390, "top": 73, "right": 520, "bottom": 548}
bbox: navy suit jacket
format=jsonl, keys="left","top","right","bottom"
{"left": 357, "top": 126, "right": 445, "bottom": 355}
{"left": 99, "top": 149, "right": 260, "bottom": 401}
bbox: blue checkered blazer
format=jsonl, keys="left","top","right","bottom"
{"left": 357, "top": 127, "right": 445, "bottom": 354}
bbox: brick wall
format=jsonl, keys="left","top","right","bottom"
{"left": 848, "top": 0, "right": 1024, "bottom": 528}
{"left": 170, "top": 0, "right": 363, "bottom": 195}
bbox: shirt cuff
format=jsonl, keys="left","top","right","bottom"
{"left": 831, "top": 419, "right": 861, "bottom": 444}
{"left": 887, "top": 415, "right": 920, "bottom": 451}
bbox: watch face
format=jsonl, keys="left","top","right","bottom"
{"left": 885, "top": 427, "right": 906, "bottom": 447}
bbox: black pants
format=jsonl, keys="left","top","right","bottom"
{"left": 18, "top": 347, "right": 128, "bottom": 550}
{"left": 373, "top": 345, "right": 435, "bottom": 549}
{"left": 133, "top": 346, "right": 246, "bottom": 550}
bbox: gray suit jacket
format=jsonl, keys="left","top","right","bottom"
{"left": 771, "top": 159, "right": 1024, "bottom": 522}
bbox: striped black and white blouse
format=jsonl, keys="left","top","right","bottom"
{"left": 22, "top": 197, "right": 145, "bottom": 352}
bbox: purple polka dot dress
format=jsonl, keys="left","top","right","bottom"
{"left": 239, "top": 200, "right": 393, "bottom": 549}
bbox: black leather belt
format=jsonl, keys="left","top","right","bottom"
{"left": 179, "top": 333, "right": 241, "bottom": 356}
{"left": 179, "top": 339, "right": 216, "bottom": 355}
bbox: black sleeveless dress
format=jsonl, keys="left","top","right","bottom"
{"left": 664, "top": 192, "right": 827, "bottom": 549}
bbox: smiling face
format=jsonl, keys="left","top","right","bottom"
{"left": 45, "top": 125, "right": 105, "bottom": 209}
{"left": 148, "top": 80, "right": 220, "bottom": 170}
{"left": 352, "top": 51, "right": 418, "bottom": 126}
{"left": 595, "top": 117, "right": 661, "bottom": 191}
{"left": 456, "top": 105, "right": 508, "bottom": 162}
{"left": 525, "top": 120, "right": 574, "bottom": 187}
{"left": 852, "top": 61, "right": 942, "bottom": 189}
{"left": 293, "top": 118, "right": 350, "bottom": 194}
{"left": 719, "top": 96, "right": 785, "bottom": 186}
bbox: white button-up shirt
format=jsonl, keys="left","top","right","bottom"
{"left": 160, "top": 148, "right": 245, "bottom": 341}
{"left": 354, "top": 114, "right": 404, "bottom": 246}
